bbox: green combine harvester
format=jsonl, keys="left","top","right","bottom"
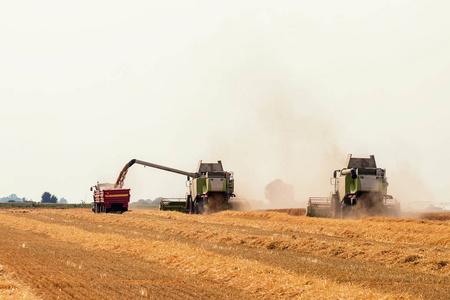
{"left": 307, "top": 154, "right": 400, "bottom": 218}
{"left": 126, "top": 159, "right": 235, "bottom": 214}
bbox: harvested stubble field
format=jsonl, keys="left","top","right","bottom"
{"left": 0, "top": 208, "right": 448, "bottom": 299}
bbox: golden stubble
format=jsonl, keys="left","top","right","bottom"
{"left": 0, "top": 264, "right": 38, "bottom": 300}
{"left": 0, "top": 210, "right": 399, "bottom": 300}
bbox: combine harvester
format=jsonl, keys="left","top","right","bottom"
{"left": 116, "top": 159, "right": 235, "bottom": 214}
{"left": 307, "top": 154, "right": 400, "bottom": 218}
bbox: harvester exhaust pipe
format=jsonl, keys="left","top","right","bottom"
{"left": 341, "top": 168, "right": 357, "bottom": 179}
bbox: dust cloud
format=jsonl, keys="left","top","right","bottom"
{"left": 388, "top": 160, "right": 434, "bottom": 212}
{"left": 264, "top": 179, "right": 296, "bottom": 209}
{"left": 256, "top": 97, "right": 346, "bottom": 209}
{"left": 208, "top": 95, "right": 345, "bottom": 210}
{"left": 351, "top": 193, "right": 396, "bottom": 219}
{"left": 208, "top": 92, "right": 436, "bottom": 211}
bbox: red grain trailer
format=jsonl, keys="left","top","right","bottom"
{"left": 91, "top": 183, "right": 130, "bottom": 213}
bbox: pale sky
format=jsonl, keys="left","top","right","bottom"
{"left": 1, "top": 1, "right": 449, "bottom": 208}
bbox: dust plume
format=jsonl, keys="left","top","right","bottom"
{"left": 264, "top": 179, "right": 296, "bottom": 209}
{"left": 350, "top": 193, "right": 397, "bottom": 219}
{"left": 208, "top": 94, "right": 345, "bottom": 210}
{"left": 388, "top": 160, "right": 434, "bottom": 213}
{"left": 208, "top": 91, "right": 433, "bottom": 213}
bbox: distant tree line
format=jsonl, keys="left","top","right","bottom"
{"left": 134, "top": 198, "right": 162, "bottom": 205}
{"left": 41, "top": 192, "right": 58, "bottom": 203}
{"left": 1, "top": 193, "right": 68, "bottom": 204}
{"left": 0, "top": 194, "right": 23, "bottom": 203}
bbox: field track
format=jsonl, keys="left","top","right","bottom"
{"left": 0, "top": 208, "right": 448, "bottom": 299}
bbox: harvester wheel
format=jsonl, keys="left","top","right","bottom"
{"left": 194, "top": 198, "right": 205, "bottom": 214}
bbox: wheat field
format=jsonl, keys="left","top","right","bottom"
{"left": 0, "top": 208, "right": 448, "bottom": 299}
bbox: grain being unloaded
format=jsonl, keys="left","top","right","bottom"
{"left": 114, "top": 162, "right": 131, "bottom": 188}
